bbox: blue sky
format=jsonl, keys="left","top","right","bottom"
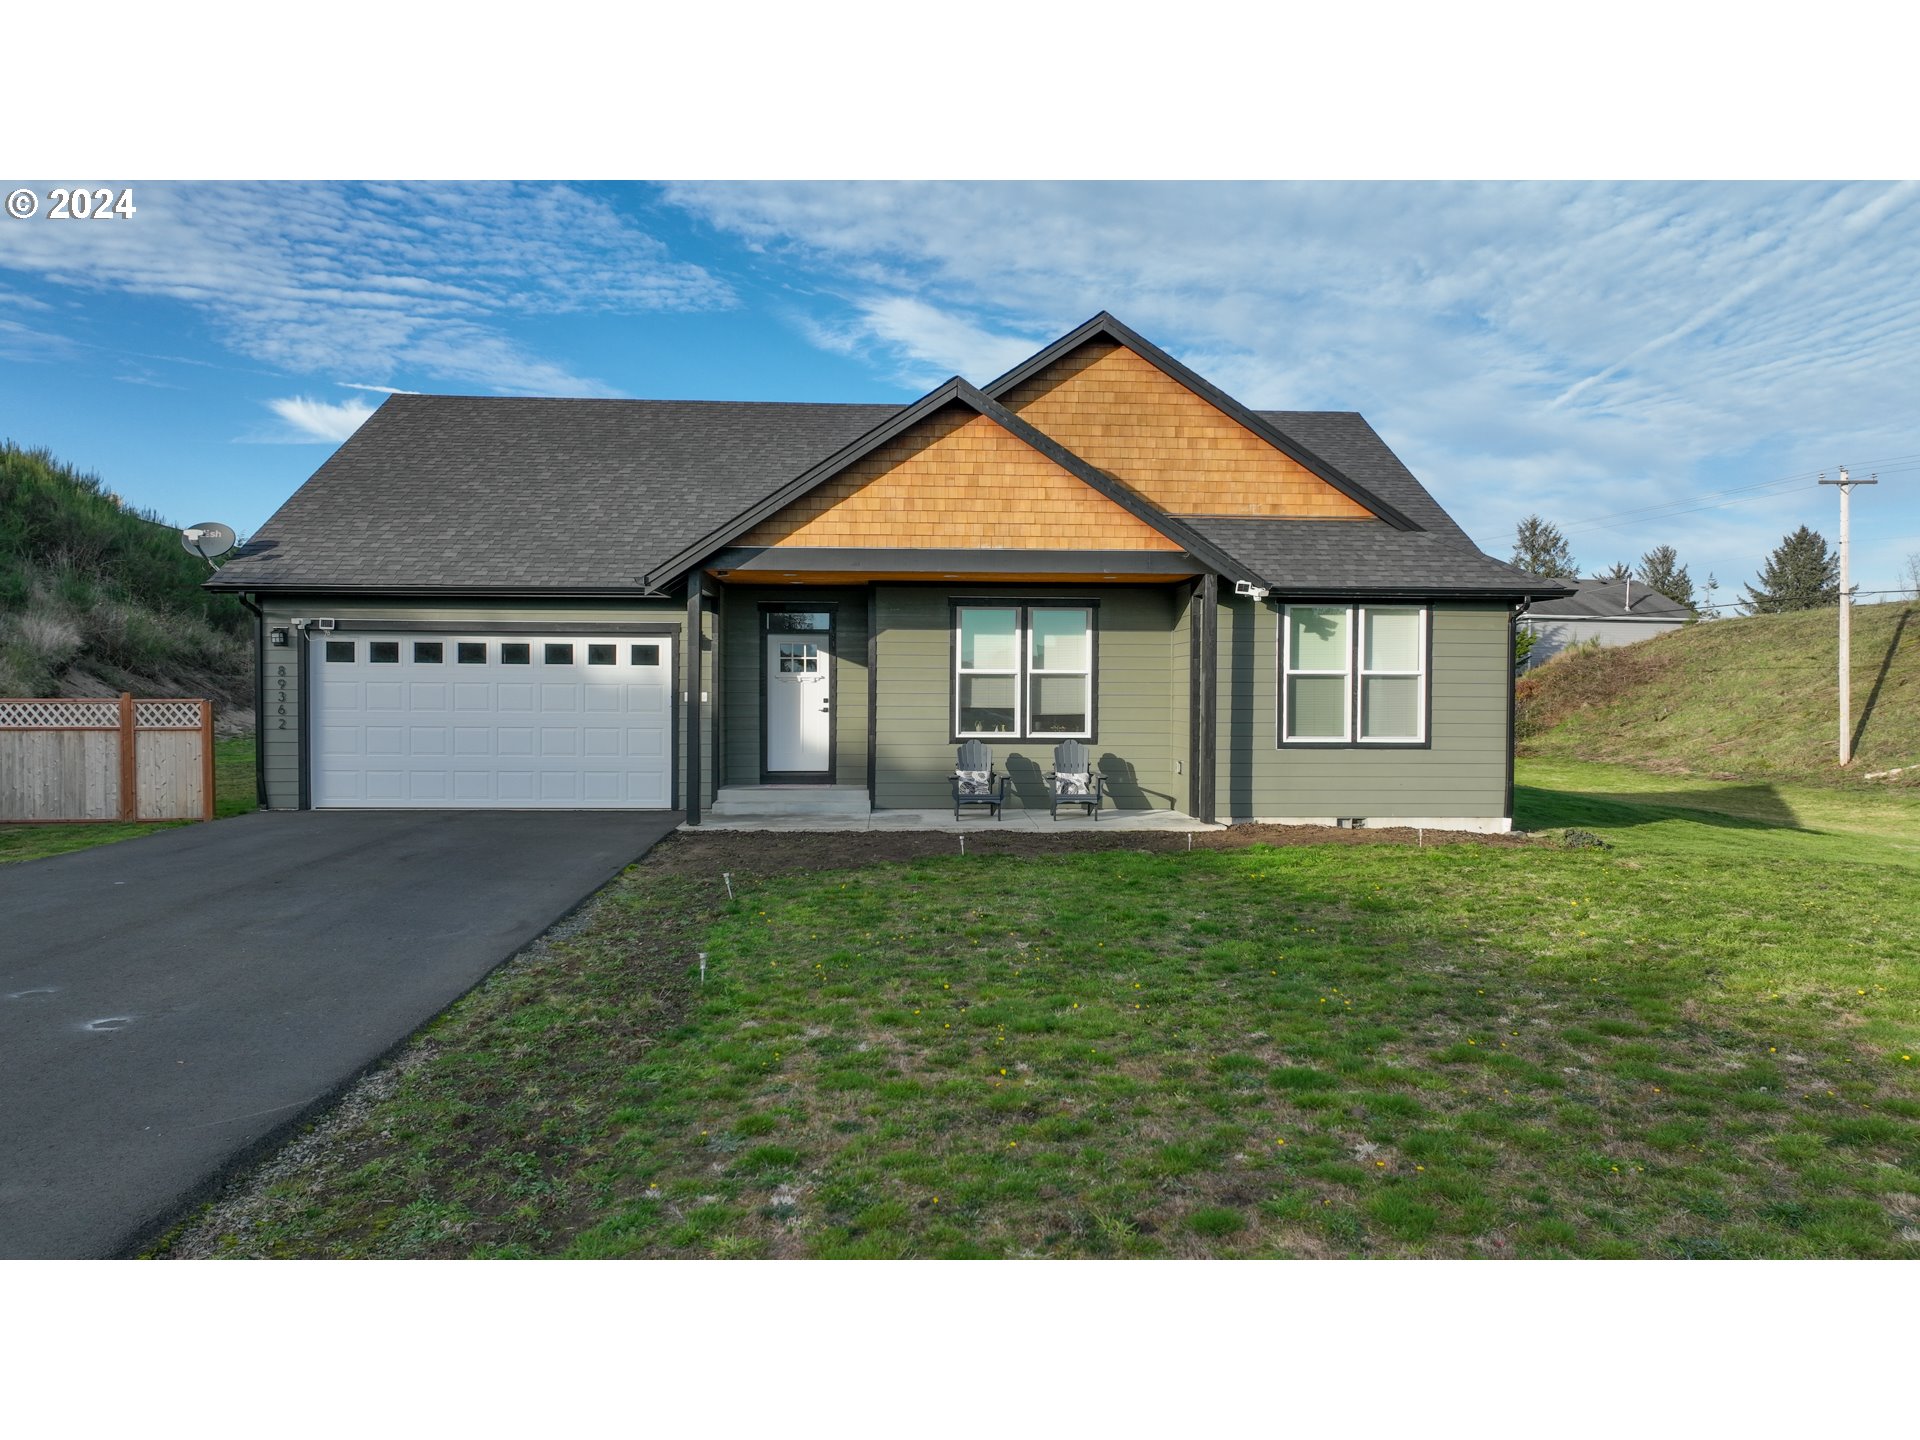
{"left": 2, "top": 179, "right": 1915, "bottom": 600}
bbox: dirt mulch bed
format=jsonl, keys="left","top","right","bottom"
{"left": 642, "top": 821, "right": 1529, "bottom": 882}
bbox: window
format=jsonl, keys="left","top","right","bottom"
{"left": 777, "top": 642, "right": 820, "bottom": 674}
{"left": 631, "top": 643, "right": 660, "bottom": 666}
{"left": 413, "top": 641, "right": 443, "bottom": 664}
{"left": 954, "top": 605, "right": 1093, "bottom": 739}
{"left": 1359, "top": 607, "right": 1424, "bottom": 742}
{"left": 1027, "top": 607, "right": 1092, "bottom": 736}
{"left": 501, "top": 643, "right": 530, "bottom": 665}
{"left": 324, "top": 640, "right": 355, "bottom": 663}
{"left": 1280, "top": 604, "right": 1427, "bottom": 745}
{"left": 543, "top": 643, "right": 574, "bottom": 665}
{"left": 369, "top": 641, "right": 400, "bottom": 665}
{"left": 457, "top": 642, "right": 487, "bottom": 664}
{"left": 588, "top": 643, "right": 616, "bottom": 666}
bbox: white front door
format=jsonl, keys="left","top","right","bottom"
{"left": 765, "top": 612, "right": 832, "bottom": 776}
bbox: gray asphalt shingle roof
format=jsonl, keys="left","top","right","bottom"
{"left": 1524, "top": 578, "right": 1693, "bottom": 619}
{"left": 210, "top": 390, "right": 1549, "bottom": 598}
{"left": 213, "top": 396, "right": 899, "bottom": 591}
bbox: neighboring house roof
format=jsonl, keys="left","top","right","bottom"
{"left": 1524, "top": 578, "right": 1692, "bottom": 620}
{"left": 209, "top": 315, "right": 1561, "bottom": 600}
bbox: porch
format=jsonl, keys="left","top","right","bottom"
{"left": 696, "top": 577, "right": 1202, "bottom": 821}
{"left": 690, "top": 782, "right": 1219, "bottom": 833}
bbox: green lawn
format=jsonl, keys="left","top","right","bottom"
{"left": 0, "top": 734, "right": 256, "bottom": 863}
{"left": 161, "top": 758, "right": 1919, "bottom": 1259}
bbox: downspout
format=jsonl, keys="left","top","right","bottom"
{"left": 235, "top": 593, "right": 268, "bottom": 810}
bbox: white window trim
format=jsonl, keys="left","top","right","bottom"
{"left": 1281, "top": 603, "right": 1353, "bottom": 744}
{"left": 954, "top": 605, "right": 1095, "bottom": 741}
{"left": 1026, "top": 606, "right": 1093, "bottom": 740}
{"left": 1279, "top": 603, "right": 1429, "bottom": 746}
{"left": 1356, "top": 605, "right": 1428, "bottom": 744}
{"left": 955, "top": 606, "right": 1023, "bottom": 739}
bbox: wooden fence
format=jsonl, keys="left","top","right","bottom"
{"left": 0, "top": 695, "right": 215, "bottom": 823}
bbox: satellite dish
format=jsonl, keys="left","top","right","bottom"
{"left": 180, "top": 522, "right": 237, "bottom": 561}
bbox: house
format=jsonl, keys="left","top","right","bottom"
{"left": 208, "top": 312, "right": 1570, "bottom": 831}
{"left": 1520, "top": 579, "right": 1691, "bottom": 669}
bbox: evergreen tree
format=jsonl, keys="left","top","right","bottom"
{"left": 1636, "top": 544, "right": 1697, "bottom": 614}
{"left": 1743, "top": 527, "right": 1840, "bottom": 613}
{"left": 1512, "top": 514, "right": 1578, "bottom": 578}
{"left": 1593, "top": 562, "right": 1633, "bottom": 582}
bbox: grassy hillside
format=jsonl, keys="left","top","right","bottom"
{"left": 0, "top": 443, "right": 252, "bottom": 718}
{"left": 1518, "top": 602, "right": 1918, "bottom": 786}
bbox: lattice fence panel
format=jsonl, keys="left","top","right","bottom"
{"left": 0, "top": 699, "right": 120, "bottom": 728}
{"left": 135, "top": 700, "right": 205, "bottom": 730}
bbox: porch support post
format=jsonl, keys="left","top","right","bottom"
{"left": 1194, "top": 573, "right": 1218, "bottom": 824}
{"left": 685, "top": 577, "right": 705, "bottom": 826}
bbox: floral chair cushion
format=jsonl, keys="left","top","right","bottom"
{"left": 955, "top": 769, "right": 994, "bottom": 796}
{"left": 1054, "top": 771, "right": 1093, "bottom": 797}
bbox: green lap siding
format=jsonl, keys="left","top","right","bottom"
{"left": 872, "top": 584, "right": 1183, "bottom": 811}
{"left": 255, "top": 595, "right": 688, "bottom": 811}
{"left": 1215, "top": 596, "right": 1511, "bottom": 821}
{"left": 719, "top": 586, "right": 869, "bottom": 788}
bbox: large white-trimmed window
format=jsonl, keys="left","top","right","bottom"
{"left": 1281, "top": 603, "right": 1427, "bottom": 745}
{"left": 955, "top": 605, "right": 1094, "bottom": 739}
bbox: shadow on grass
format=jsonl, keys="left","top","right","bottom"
{"left": 1516, "top": 781, "right": 1802, "bottom": 834}
{"left": 1851, "top": 605, "right": 1913, "bottom": 759}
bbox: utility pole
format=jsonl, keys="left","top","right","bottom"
{"left": 1818, "top": 466, "right": 1878, "bottom": 765}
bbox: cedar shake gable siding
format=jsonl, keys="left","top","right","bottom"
{"left": 739, "top": 402, "right": 1183, "bottom": 553}
{"left": 1002, "top": 338, "right": 1376, "bottom": 521}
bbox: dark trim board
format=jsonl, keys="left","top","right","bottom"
{"left": 1194, "top": 574, "right": 1218, "bottom": 824}
{"left": 685, "top": 583, "right": 703, "bottom": 826}
{"left": 209, "top": 582, "right": 672, "bottom": 598}
{"left": 758, "top": 600, "right": 839, "bottom": 785}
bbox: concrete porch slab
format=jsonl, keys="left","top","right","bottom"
{"left": 685, "top": 806, "right": 1223, "bottom": 834}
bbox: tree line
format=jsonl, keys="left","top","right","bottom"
{"left": 1508, "top": 514, "right": 1848, "bottom": 615}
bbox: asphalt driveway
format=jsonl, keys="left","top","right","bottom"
{"left": 0, "top": 809, "right": 678, "bottom": 1258}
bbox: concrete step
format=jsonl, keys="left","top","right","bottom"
{"left": 709, "top": 785, "right": 872, "bottom": 818}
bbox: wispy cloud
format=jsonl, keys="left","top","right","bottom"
{"left": 799, "top": 295, "right": 1045, "bottom": 387}
{"left": 258, "top": 395, "right": 377, "bottom": 444}
{"left": 666, "top": 180, "right": 1920, "bottom": 589}
{"left": 0, "top": 182, "right": 734, "bottom": 396}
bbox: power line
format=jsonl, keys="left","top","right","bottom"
{"left": 1475, "top": 450, "right": 1918, "bottom": 548}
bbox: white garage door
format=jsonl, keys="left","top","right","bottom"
{"left": 312, "top": 632, "right": 673, "bottom": 809}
